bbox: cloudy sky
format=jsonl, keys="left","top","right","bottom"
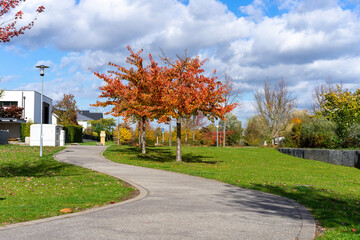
{"left": 1, "top": 0, "right": 360, "bottom": 123}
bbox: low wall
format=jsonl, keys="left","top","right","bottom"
{"left": 278, "top": 148, "right": 360, "bottom": 169}
{"left": 0, "top": 130, "right": 9, "bottom": 145}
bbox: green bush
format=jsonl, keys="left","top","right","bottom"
{"left": 300, "top": 117, "right": 336, "bottom": 148}
{"left": 63, "top": 125, "right": 83, "bottom": 143}
{"left": 20, "top": 121, "right": 34, "bottom": 142}
{"left": 344, "top": 124, "right": 360, "bottom": 148}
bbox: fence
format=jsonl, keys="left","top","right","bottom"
{"left": 0, "top": 130, "right": 9, "bottom": 145}
{"left": 278, "top": 148, "right": 360, "bottom": 169}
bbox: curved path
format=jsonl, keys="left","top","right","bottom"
{"left": 0, "top": 145, "right": 315, "bottom": 240}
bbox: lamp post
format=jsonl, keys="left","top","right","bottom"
{"left": 35, "top": 65, "right": 49, "bottom": 157}
{"left": 216, "top": 125, "right": 219, "bottom": 147}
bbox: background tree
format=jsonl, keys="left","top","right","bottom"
{"left": 220, "top": 73, "right": 240, "bottom": 146}
{"left": 254, "top": 79, "right": 295, "bottom": 145}
{"left": 89, "top": 118, "right": 116, "bottom": 140}
{"left": 113, "top": 127, "right": 132, "bottom": 145}
{"left": 244, "top": 115, "right": 268, "bottom": 146}
{"left": 161, "top": 52, "right": 236, "bottom": 161}
{"left": 181, "top": 112, "right": 207, "bottom": 143}
{"left": 1, "top": 0, "right": 44, "bottom": 43}
{"left": 219, "top": 113, "right": 242, "bottom": 146}
{"left": 312, "top": 79, "right": 338, "bottom": 114}
{"left": 53, "top": 93, "right": 79, "bottom": 125}
{"left": 318, "top": 86, "right": 360, "bottom": 144}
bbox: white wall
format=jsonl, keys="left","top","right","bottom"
{"left": 30, "top": 124, "right": 62, "bottom": 146}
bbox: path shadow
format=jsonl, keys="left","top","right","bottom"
{"left": 217, "top": 184, "right": 360, "bottom": 231}
{"left": 108, "top": 146, "right": 220, "bottom": 164}
{"left": 0, "top": 158, "right": 74, "bottom": 178}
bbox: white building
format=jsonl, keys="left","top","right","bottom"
{"left": 77, "top": 110, "right": 103, "bottom": 131}
{"left": 0, "top": 90, "right": 53, "bottom": 140}
{"left": 0, "top": 90, "right": 53, "bottom": 124}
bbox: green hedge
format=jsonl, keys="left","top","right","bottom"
{"left": 63, "top": 125, "right": 83, "bottom": 143}
{"left": 20, "top": 122, "right": 34, "bottom": 142}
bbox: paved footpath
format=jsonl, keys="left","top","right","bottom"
{"left": 0, "top": 145, "right": 315, "bottom": 240}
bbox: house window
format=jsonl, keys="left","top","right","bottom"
{"left": 0, "top": 101, "right": 18, "bottom": 107}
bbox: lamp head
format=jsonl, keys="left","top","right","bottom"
{"left": 35, "top": 65, "right": 49, "bottom": 76}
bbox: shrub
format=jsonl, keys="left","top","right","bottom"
{"left": 63, "top": 125, "right": 83, "bottom": 143}
{"left": 344, "top": 124, "right": 360, "bottom": 148}
{"left": 300, "top": 117, "right": 336, "bottom": 148}
{"left": 20, "top": 121, "right": 34, "bottom": 142}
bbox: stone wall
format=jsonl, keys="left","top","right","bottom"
{"left": 278, "top": 148, "right": 360, "bottom": 169}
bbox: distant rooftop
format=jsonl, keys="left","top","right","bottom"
{"left": 77, "top": 110, "right": 103, "bottom": 121}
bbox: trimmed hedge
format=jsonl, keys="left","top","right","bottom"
{"left": 63, "top": 125, "right": 83, "bottom": 143}
{"left": 20, "top": 122, "right": 34, "bottom": 142}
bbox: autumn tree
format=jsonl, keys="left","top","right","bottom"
{"left": 254, "top": 79, "right": 295, "bottom": 145}
{"left": 318, "top": 86, "right": 360, "bottom": 141}
{"left": 113, "top": 127, "right": 132, "bottom": 145}
{"left": 53, "top": 93, "right": 79, "bottom": 125}
{"left": 161, "top": 53, "right": 236, "bottom": 161}
{"left": 0, "top": 0, "right": 44, "bottom": 43}
{"left": 92, "top": 47, "right": 164, "bottom": 154}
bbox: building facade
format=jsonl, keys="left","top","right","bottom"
{"left": 0, "top": 90, "right": 53, "bottom": 124}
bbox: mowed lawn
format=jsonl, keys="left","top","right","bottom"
{"left": 104, "top": 145, "right": 360, "bottom": 240}
{"left": 0, "top": 145, "right": 136, "bottom": 226}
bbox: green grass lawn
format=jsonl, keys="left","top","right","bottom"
{"left": 104, "top": 145, "right": 360, "bottom": 240}
{"left": 0, "top": 145, "right": 136, "bottom": 226}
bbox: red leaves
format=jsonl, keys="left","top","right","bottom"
{"left": 0, "top": 0, "right": 45, "bottom": 43}
{"left": 93, "top": 47, "right": 236, "bottom": 123}
{"left": 0, "top": 105, "right": 24, "bottom": 119}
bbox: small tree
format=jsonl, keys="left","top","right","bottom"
{"left": 254, "top": 79, "right": 295, "bottom": 145}
{"left": 92, "top": 47, "right": 164, "bottom": 154}
{"left": 1, "top": 1, "right": 44, "bottom": 43}
{"left": 53, "top": 94, "right": 79, "bottom": 125}
{"left": 161, "top": 52, "right": 236, "bottom": 161}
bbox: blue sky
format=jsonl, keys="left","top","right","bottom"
{"left": 1, "top": 0, "right": 360, "bottom": 123}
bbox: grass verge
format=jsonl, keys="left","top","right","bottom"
{"left": 0, "top": 145, "right": 136, "bottom": 226}
{"left": 104, "top": 145, "right": 360, "bottom": 240}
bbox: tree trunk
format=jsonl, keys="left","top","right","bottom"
{"left": 169, "top": 120, "right": 172, "bottom": 146}
{"left": 192, "top": 128, "right": 195, "bottom": 141}
{"left": 141, "top": 117, "right": 146, "bottom": 154}
{"left": 185, "top": 129, "right": 187, "bottom": 142}
{"left": 223, "top": 120, "right": 226, "bottom": 147}
{"left": 176, "top": 118, "right": 182, "bottom": 162}
{"left": 138, "top": 120, "right": 141, "bottom": 146}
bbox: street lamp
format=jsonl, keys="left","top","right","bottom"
{"left": 216, "top": 125, "right": 219, "bottom": 147}
{"left": 35, "top": 65, "right": 49, "bottom": 157}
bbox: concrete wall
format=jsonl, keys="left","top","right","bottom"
{"left": 0, "top": 130, "right": 9, "bottom": 144}
{"left": 30, "top": 124, "right": 62, "bottom": 146}
{"left": 278, "top": 148, "right": 360, "bottom": 169}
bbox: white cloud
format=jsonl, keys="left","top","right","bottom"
{"left": 5, "top": 0, "right": 360, "bottom": 122}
